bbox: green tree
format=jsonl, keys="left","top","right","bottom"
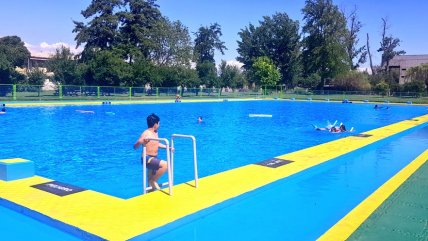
{"left": 157, "top": 65, "right": 199, "bottom": 88}
{"left": 0, "top": 36, "right": 31, "bottom": 68}
{"left": 0, "top": 53, "right": 17, "bottom": 84}
{"left": 373, "top": 80, "right": 390, "bottom": 96}
{"left": 402, "top": 80, "right": 426, "bottom": 94}
{"left": 298, "top": 73, "right": 321, "bottom": 89}
{"left": 196, "top": 61, "right": 218, "bottom": 87}
{"left": 252, "top": 56, "right": 281, "bottom": 87}
{"left": 73, "top": 0, "right": 123, "bottom": 60}
{"left": 27, "top": 68, "right": 46, "bottom": 86}
{"left": 118, "top": 0, "right": 162, "bottom": 61}
{"left": 193, "top": 23, "right": 227, "bottom": 63}
{"left": 302, "top": 0, "right": 350, "bottom": 87}
{"left": 237, "top": 13, "right": 301, "bottom": 88}
{"left": 149, "top": 18, "right": 193, "bottom": 66}
{"left": 82, "top": 50, "right": 131, "bottom": 86}
{"left": 47, "top": 47, "right": 83, "bottom": 85}
{"left": 332, "top": 71, "right": 371, "bottom": 91}
{"left": 218, "top": 60, "right": 245, "bottom": 89}
{"left": 406, "top": 64, "right": 428, "bottom": 92}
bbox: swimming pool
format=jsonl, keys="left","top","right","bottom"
{"left": 135, "top": 125, "right": 428, "bottom": 241}
{"left": 1, "top": 100, "right": 427, "bottom": 198}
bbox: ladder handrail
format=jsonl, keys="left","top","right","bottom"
{"left": 171, "top": 134, "right": 198, "bottom": 188}
{"left": 142, "top": 137, "right": 173, "bottom": 195}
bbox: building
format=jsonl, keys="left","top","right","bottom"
{"left": 388, "top": 55, "right": 428, "bottom": 84}
{"left": 27, "top": 56, "right": 50, "bottom": 70}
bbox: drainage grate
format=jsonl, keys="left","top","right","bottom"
{"left": 256, "top": 158, "right": 293, "bottom": 168}
{"left": 32, "top": 181, "right": 86, "bottom": 196}
{"left": 353, "top": 134, "right": 373, "bottom": 138}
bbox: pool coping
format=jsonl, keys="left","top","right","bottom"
{"left": 0, "top": 106, "right": 427, "bottom": 240}
{"left": 317, "top": 149, "right": 428, "bottom": 241}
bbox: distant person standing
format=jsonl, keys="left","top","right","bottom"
{"left": 175, "top": 95, "right": 181, "bottom": 102}
{"left": 133, "top": 113, "right": 173, "bottom": 191}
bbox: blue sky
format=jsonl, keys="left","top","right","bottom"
{"left": 1, "top": 0, "right": 427, "bottom": 69}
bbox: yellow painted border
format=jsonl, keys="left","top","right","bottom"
{"left": 317, "top": 149, "right": 428, "bottom": 241}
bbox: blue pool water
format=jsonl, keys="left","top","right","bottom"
{"left": 136, "top": 125, "right": 428, "bottom": 241}
{"left": 0, "top": 204, "right": 81, "bottom": 241}
{"left": 0, "top": 101, "right": 427, "bottom": 198}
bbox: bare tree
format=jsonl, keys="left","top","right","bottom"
{"left": 344, "top": 6, "right": 367, "bottom": 70}
{"left": 366, "top": 33, "right": 374, "bottom": 74}
{"left": 377, "top": 17, "right": 406, "bottom": 72}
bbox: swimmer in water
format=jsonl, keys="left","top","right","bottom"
{"left": 76, "top": 110, "right": 95, "bottom": 114}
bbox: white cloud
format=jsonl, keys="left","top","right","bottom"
{"left": 40, "top": 41, "right": 70, "bottom": 49}
{"left": 226, "top": 60, "right": 244, "bottom": 69}
{"left": 26, "top": 41, "right": 82, "bottom": 57}
{"left": 24, "top": 42, "right": 33, "bottom": 48}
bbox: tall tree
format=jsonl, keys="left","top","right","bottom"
{"left": 193, "top": 23, "right": 227, "bottom": 63}
{"left": 302, "top": 0, "right": 350, "bottom": 87}
{"left": 118, "top": 0, "right": 162, "bottom": 62}
{"left": 0, "top": 36, "right": 31, "bottom": 68}
{"left": 344, "top": 6, "right": 367, "bottom": 70}
{"left": 149, "top": 18, "right": 193, "bottom": 66}
{"left": 73, "top": 0, "right": 123, "bottom": 60}
{"left": 237, "top": 13, "right": 301, "bottom": 88}
{"left": 377, "top": 17, "right": 406, "bottom": 72}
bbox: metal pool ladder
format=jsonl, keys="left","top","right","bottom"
{"left": 142, "top": 134, "right": 198, "bottom": 195}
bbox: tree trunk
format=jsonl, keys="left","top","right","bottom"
{"left": 366, "top": 33, "right": 374, "bottom": 75}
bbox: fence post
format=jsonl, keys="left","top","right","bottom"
{"left": 156, "top": 87, "right": 159, "bottom": 97}
{"left": 12, "top": 84, "right": 16, "bottom": 100}
{"left": 59, "top": 85, "right": 63, "bottom": 99}
{"left": 97, "top": 86, "right": 100, "bottom": 99}
{"left": 129, "top": 87, "right": 132, "bottom": 100}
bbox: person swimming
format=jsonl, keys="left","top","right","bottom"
{"left": 0, "top": 104, "right": 6, "bottom": 114}
{"left": 197, "top": 116, "right": 203, "bottom": 123}
{"left": 76, "top": 110, "right": 95, "bottom": 114}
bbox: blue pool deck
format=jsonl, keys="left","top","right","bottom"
{"left": 0, "top": 101, "right": 427, "bottom": 240}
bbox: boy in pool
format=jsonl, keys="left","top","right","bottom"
{"left": 133, "top": 113, "right": 174, "bottom": 190}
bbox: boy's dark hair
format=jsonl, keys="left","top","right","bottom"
{"left": 147, "top": 113, "right": 160, "bottom": 128}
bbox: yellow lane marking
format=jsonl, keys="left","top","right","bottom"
{"left": 317, "top": 149, "right": 428, "bottom": 241}
{"left": 0, "top": 115, "right": 427, "bottom": 240}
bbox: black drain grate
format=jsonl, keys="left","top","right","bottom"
{"left": 353, "top": 134, "right": 373, "bottom": 138}
{"left": 256, "top": 158, "right": 293, "bottom": 168}
{"left": 32, "top": 181, "right": 86, "bottom": 196}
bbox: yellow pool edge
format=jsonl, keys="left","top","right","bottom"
{"left": 317, "top": 149, "right": 428, "bottom": 241}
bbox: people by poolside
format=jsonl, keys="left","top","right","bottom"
{"left": 133, "top": 113, "right": 174, "bottom": 191}
{"left": 175, "top": 95, "right": 181, "bottom": 102}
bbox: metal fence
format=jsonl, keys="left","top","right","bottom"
{"left": 0, "top": 84, "right": 427, "bottom": 104}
